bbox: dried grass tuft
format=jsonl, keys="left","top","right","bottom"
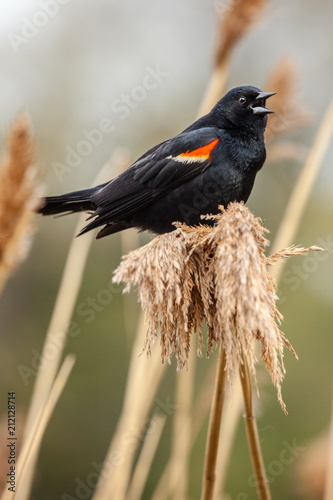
{"left": 267, "top": 244, "right": 322, "bottom": 266}
{"left": 265, "top": 58, "right": 310, "bottom": 141}
{"left": 114, "top": 203, "right": 321, "bottom": 410}
{"left": 215, "top": 0, "right": 267, "bottom": 66}
{"left": 0, "top": 114, "right": 42, "bottom": 292}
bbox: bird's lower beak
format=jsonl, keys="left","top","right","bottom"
{"left": 251, "top": 91, "right": 276, "bottom": 115}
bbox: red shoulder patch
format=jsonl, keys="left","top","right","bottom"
{"left": 179, "top": 138, "right": 219, "bottom": 160}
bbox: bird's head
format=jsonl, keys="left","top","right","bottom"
{"left": 213, "top": 86, "right": 276, "bottom": 132}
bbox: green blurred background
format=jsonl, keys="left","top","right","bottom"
{"left": 1, "top": 0, "right": 333, "bottom": 498}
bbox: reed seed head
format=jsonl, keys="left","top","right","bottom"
{"left": 0, "top": 114, "right": 43, "bottom": 292}
{"left": 215, "top": 0, "right": 268, "bottom": 67}
{"left": 113, "top": 203, "right": 322, "bottom": 410}
{"left": 265, "top": 58, "right": 311, "bottom": 141}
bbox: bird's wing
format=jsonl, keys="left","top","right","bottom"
{"left": 85, "top": 128, "right": 221, "bottom": 230}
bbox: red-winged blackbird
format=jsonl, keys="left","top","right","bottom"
{"left": 39, "top": 86, "right": 275, "bottom": 238}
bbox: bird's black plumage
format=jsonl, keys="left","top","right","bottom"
{"left": 39, "top": 86, "right": 275, "bottom": 238}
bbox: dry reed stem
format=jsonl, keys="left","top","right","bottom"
{"left": 126, "top": 414, "right": 166, "bottom": 500}
{"left": 200, "top": 343, "right": 227, "bottom": 500}
{"left": 270, "top": 95, "right": 333, "bottom": 279}
{"left": 15, "top": 158, "right": 117, "bottom": 500}
{"left": 150, "top": 362, "right": 216, "bottom": 500}
{"left": 0, "top": 114, "right": 42, "bottom": 294}
{"left": 214, "top": 378, "right": 243, "bottom": 499}
{"left": 239, "top": 353, "right": 271, "bottom": 500}
{"left": 169, "top": 347, "right": 196, "bottom": 500}
{"left": 265, "top": 58, "right": 310, "bottom": 142}
{"left": 0, "top": 355, "right": 75, "bottom": 500}
{"left": 324, "top": 388, "right": 333, "bottom": 500}
{"left": 151, "top": 361, "right": 271, "bottom": 500}
{"left": 197, "top": 60, "right": 230, "bottom": 118}
{"left": 150, "top": 371, "right": 240, "bottom": 500}
{"left": 92, "top": 313, "right": 166, "bottom": 500}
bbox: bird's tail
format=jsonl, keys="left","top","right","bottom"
{"left": 38, "top": 184, "right": 106, "bottom": 216}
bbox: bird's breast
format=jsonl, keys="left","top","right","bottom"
{"left": 220, "top": 132, "right": 266, "bottom": 173}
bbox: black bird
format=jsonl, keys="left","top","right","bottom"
{"left": 39, "top": 86, "right": 275, "bottom": 238}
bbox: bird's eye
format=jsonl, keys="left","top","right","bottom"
{"left": 239, "top": 97, "right": 246, "bottom": 104}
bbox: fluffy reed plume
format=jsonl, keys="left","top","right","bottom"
{"left": 0, "top": 114, "right": 42, "bottom": 293}
{"left": 215, "top": 0, "right": 268, "bottom": 66}
{"left": 265, "top": 58, "right": 310, "bottom": 141}
{"left": 114, "top": 202, "right": 321, "bottom": 411}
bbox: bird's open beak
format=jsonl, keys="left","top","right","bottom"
{"left": 251, "top": 91, "right": 276, "bottom": 115}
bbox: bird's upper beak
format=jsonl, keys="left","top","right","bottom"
{"left": 251, "top": 91, "right": 276, "bottom": 115}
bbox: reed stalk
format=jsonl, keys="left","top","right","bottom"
{"left": 239, "top": 353, "right": 271, "bottom": 500}
{"left": 92, "top": 314, "right": 166, "bottom": 500}
{"left": 0, "top": 114, "right": 42, "bottom": 295}
{"left": 150, "top": 362, "right": 216, "bottom": 500}
{"left": 169, "top": 347, "right": 196, "bottom": 500}
{"left": 200, "top": 343, "right": 227, "bottom": 500}
{"left": 126, "top": 414, "right": 166, "bottom": 500}
{"left": 214, "top": 378, "right": 243, "bottom": 498}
